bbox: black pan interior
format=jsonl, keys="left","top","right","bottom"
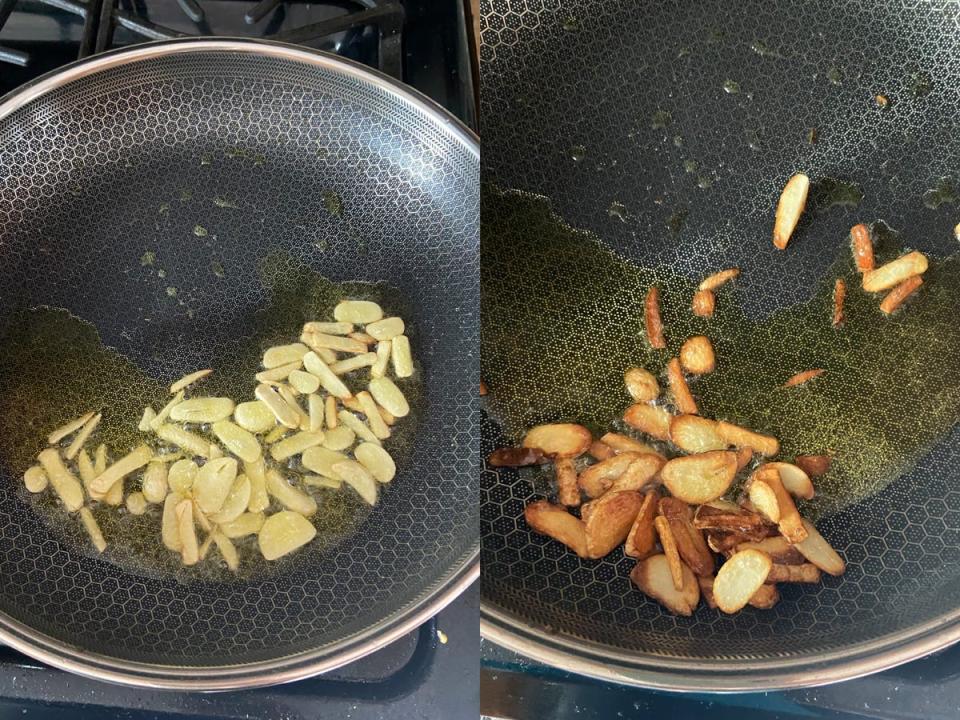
{"left": 0, "top": 47, "right": 478, "bottom": 668}
{"left": 481, "top": 0, "right": 960, "bottom": 663}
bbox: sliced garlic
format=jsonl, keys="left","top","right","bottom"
{"left": 329, "top": 352, "right": 378, "bottom": 375}
{"left": 209, "top": 473, "right": 252, "bottom": 524}
{"left": 303, "top": 351, "right": 351, "bottom": 398}
{"left": 391, "top": 335, "right": 413, "bottom": 378}
{"left": 289, "top": 369, "right": 321, "bottom": 394}
{"left": 301, "top": 446, "right": 349, "bottom": 478}
{"left": 150, "top": 390, "right": 185, "bottom": 430}
{"left": 193, "top": 457, "right": 238, "bottom": 514}
{"left": 368, "top": 377, "right": 410, "bottom": 418}
{"left": 63, "top": 411, "right": 100, "bottom": 461}
{"left": 270, "top": 431, "right": 325, "bottom": 461}
{"left": 167, "top": 459, "right": 198, "bottom": 495}
{"left": 322, "top": 425, "right": 356, "bottom": 451}
{"left": 243, "top": 458, "right": 270, "bottom": 513}
{"left": 79, "top": 507, "right": 107, "bottom": 552}
{"left": 77, "top": 450, "right": 96, "bottom": 491}
{"left": 89, "top": 444, "right": 153, "bottom": 495}
{"left": 23, "top": 465, "right": 48, "bottom": 493}
{"left": 303, "top": 321, "right": 353, "bottom": 335}
{"left": 142, "top": 461, "right": 169, "bottom": 503}
{"left": 354, "top": 443, "right": 396, "bottom": 483}
{"left": 334, "top": 300, "right": 383, "bottom": 324}
{"left": 366, "top": 317, "right": 404, "bottom": 341}
{"left": 170, "top": 397, "right": 235, "bottom": 423}
{"left": 349, "top": 331, "right": 376, "bottom": 346}
{"left": 219, "top": 511, "right": 265, "bottom": 539}
{"left": 162, "top": 492, "right": 185, "bottom": 550}
{"left": 255, "top": 360, "right": 302, "bottom": 383}
{"left": 155, "top": 423, "right": 213, "bottom": 458}
{"left": 265, "top": 469, "right": 317, "bottom": 516}
{"left": 176, "top": 499, "right": 199, "bottom": 565}
{"left": 47, "top": 411, "right": 95, "bottom": 445}
{"left": 258, "top": 511, "right": 317, "bottom": 561}
{"left": 308, "top": 394, "right": 324, "bottom": 432}
{"left": 262, "top": 343, "right": 310, "bottom": 368}
{"left": 264, "top": 425, "right": 290, "bottom": 444}
{"left": 234, "top": 400, "right": 277, "bottom": 433}
{"left": 212, "top": 531, "right": 239, "bottom": 571}
{"left": 93, "top": 444, "right": 107, "bottom": 474}
{"left": 357, "top": 391, "right": 391, "bottom": 440}
{"left": 170, "top": 368, "right": 213, "bottom": 394}
{"left": 255, "top": 383, "right": 301, "bottom": 429}
{"left": 303, "top": 332, "right": 367, "bottom": 354}
{"left": 126, "top": 491, "right": 147, "bottom": 515}
{"left": 37, "top": 449, "right": 86, "bottom": 512}
{"left": 371, "top": 340, "right": 391, "bottom": 378}
{"left": 138, "top": 406, "right": 156, "bottom": 432}
{"left": 104, "top": 472, "right": 124, "bottom": 506}
{"left": 337, "top": 409, "right": 381, "bottom": 446}
{"left": 211, "top": 420, "right": 262, "bottom": 463}
{"left": 331, "top": 460, "right": 378, "bottom": 505}
{"left": 303, "top": 475, "right": 342, "bottom": 490}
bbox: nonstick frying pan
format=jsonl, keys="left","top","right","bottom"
{"left": 0, "top": 38, "right": 478, "bottom": 688}
{"left": 480, "top": 0, "right": 960, "bottom": 690}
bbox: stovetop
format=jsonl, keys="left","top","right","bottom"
{"left": 480, "top": 639, "right": 960, "bottom": 720}
{"left": 0, "top": 1, "right": 477, "bottom": 717}
{"left": 0, "top": 584, "right": 476, "bottom": 720}
{"left": 0, "top": 0, "right": 476, "bottom": 129}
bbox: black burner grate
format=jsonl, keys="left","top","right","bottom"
{"left": 0, "top": 0, "right": 404, "bottom": 77}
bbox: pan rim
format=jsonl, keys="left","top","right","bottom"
{"left": 0, "top": 36, "right": 479, "bottom": 689}
{"left": 480, "top": 602, "right": 960, "bottom": 691}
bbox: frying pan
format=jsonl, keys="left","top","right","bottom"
{"left": 480, "top": 0, "right": 960, "bottom": 690}
{"left": 0, "top": 38, "right": 478, "bottom": 688}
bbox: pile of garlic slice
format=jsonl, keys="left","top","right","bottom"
{"left": 23, "top": 299, "right": 414, "bottom": 568}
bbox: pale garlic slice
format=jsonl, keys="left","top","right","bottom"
{"left": 354, "top": 443, "right": 396, "bottom": 483}
{"left": 211, "top": 420, "right": 262, "bottom": 463}
{"left": 259, "top": 511, "right": 317, "bottom": 561}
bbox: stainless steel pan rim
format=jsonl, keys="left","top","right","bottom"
{"left": 0, "top": 562, "right": 477, "bottom": 691}
{"left": 481, "top": 603, "right": 960, "bottom": 691}
{"left": 0, "top": 37, "right": 479, "bottom": 690}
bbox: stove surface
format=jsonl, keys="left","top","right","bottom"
{"left": 481, "top": 638, "right": 960, "bottom": 720}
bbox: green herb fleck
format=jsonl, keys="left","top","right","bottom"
{"left": 722, "top": 79, "right": 741, "bottom": 95}
{"left": 908, "top": 71, "right": 933, "bottom": 98}
{"left": 651, "top": 110, "right": 672, "bottom": 129}
{"left": 923, "top": 177, "right": 957, "bottom": 210}
{"left": 667, "top": 207, "right": 688, "bottom": 234}
{"left": 321, "top": 190, "right": 344, "bottom": 216}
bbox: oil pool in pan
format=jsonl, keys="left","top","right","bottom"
{"left": 0, "top": 253, "right": 422, "bottom": 581}
{"left": 481, "top": 185, "right": 960, "bottom": 521}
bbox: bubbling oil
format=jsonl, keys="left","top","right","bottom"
{"left": 482, "top": 185, "right": 960, "bottom": 520}
{"left": 0, "top": 253, "right": 421, "bottom": 581}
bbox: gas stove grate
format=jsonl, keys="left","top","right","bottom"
{"left": 0, "top": 0, "right": 403, "bottom": 76}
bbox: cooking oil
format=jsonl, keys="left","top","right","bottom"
{"left": 0, "top": 252, "right": 421, "bottom": 580}
{"left": 481, "top": 185, "right": 960, "bottom": 520}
